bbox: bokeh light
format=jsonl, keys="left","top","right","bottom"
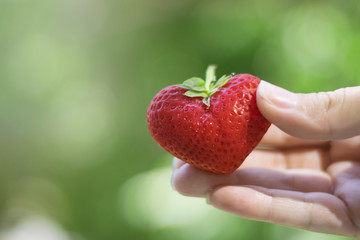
{"left": 0, "top": 0, "right": 358, "bottom": 239}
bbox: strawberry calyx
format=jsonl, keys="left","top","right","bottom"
{"left": 178, "top": 65, "right": 233, "bottom": 108}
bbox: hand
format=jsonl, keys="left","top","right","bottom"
{"left": 171, "top": 81, "right": 360, "bottom": 239}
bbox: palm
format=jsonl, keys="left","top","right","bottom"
{"left": 172, "top": 125, "right": 360, "bottom": 238}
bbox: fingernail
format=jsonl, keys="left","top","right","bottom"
{"left": 258, "top": 81, "right": 298, "bottom": 108}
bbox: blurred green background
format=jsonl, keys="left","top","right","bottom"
{"left": 0, "top": 0, "right": 359, "bottom": 239}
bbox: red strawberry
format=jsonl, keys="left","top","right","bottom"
{"left": 147, "top": 66, "right": 270, "bottom": 174}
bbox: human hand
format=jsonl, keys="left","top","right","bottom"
{"left": 172, "top": 81, "right": 360, "bottom": 239}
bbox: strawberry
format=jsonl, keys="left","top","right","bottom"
{"left": 147, "top": 66, "right": 270, "bottom": 174}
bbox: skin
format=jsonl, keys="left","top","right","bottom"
{"left": 172, "top": 81, "right": 360, "bottom": 239}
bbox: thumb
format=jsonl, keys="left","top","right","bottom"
{"left": 256, "top": 81, "right": 360, "bottom": 140}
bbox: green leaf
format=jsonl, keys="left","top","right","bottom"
{"left": 184, "top": 90, "right": 208, "bottom": 98}
{"left": 209, "top": 74, "right": 232, "bottom": 96}
{"left": 205, "top": 65, "right": 216, "bottom": 91}
{"left": 179, "top": 77, "right": 206, "bottom": 91}
{"left": 214, "top": 75, "right": 231, "bottom": 89}
{"left": 179, "top": 65, "right": 236, "bottom": 108}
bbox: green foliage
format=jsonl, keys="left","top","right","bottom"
{"left": 179, "top": 65, "right": 232, "bottom": 107}
{"left": 0, "top": 0, "right": 358, "bottom": 239}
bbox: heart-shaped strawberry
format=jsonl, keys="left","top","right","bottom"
{"left": 147, "top": 66, "right": 270, "bottom": 174}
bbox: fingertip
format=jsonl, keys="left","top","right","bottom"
{"left": 257, "top": 80, "right": 298, "bottom": 111}
{"left": 172, "top": 157, "right": 186, "bottom": 170}
{"left": 172, "top": 163, "right": 232, "bottom": 197}
{"left": 256, "top": 81, "right": 302, "bottom": 138}
{"left": 171, "top": 163, "right": 205, "bottom": 197}
{"left": 256, "top": 81, "right": 287, "bottom": 131}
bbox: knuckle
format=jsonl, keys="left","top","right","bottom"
{"left": 304, "top": 89, "right": 346, "bottom": 139}
{"left": 318, "top": 91, "right": 334, "bottom": 137}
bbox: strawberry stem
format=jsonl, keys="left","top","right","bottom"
{"left": 178, "top": 65, "right": 233, "bottom": 108}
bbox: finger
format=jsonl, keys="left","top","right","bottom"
{"left": 208, "top": 186, "right": 357, "bottom": 237}
{"left": 172, "top": 157, "right": 186, "bottom": 170}
{"left": 172, "top": 164, "right": 332, "bottom": 197}
{"left": 259, "top": 124, "right": 329, "bottom": 148}
{"left": 257, "top": 81, "right": 360, "bottom": 140}
{"left": 172, "top": 148, "right": 331, "bottom": 197}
